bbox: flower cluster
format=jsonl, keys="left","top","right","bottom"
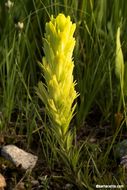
{"left": 36, "top": 14, "right": 78, "bottom": 136}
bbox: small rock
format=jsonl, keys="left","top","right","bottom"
{"left": 64, "top": 183, "right": 73, "bottom": 189}
{"left": 120, "top": 155, "right": 127, "bottom": 168}
{"left": 114, "top": 140, "right": 127, "bottom": 160}
{"left": 31, "top": 180, "right": 39, "bottom": 186}
{"left": 0, "top": 173, "right": 6, "bottom": 190}
{"left": 1, "top": 145, "right": 38, "bottom": 170}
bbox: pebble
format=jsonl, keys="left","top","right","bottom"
{"left": 1, "top": 145, "right": 38, "bottom": 170}
{"left": 0, "top": 173, "right": 6, "bottom": 190}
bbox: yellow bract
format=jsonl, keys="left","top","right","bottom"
{"left": 36, "top": 13, "right": 78, "bottom": 136}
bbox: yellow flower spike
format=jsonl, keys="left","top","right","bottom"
{"left": 36, "top": 13, "right": 78, "bottom": 144}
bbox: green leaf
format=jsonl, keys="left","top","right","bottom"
{"left": 115, "top": 27, "right": 124, "bottom": 89}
